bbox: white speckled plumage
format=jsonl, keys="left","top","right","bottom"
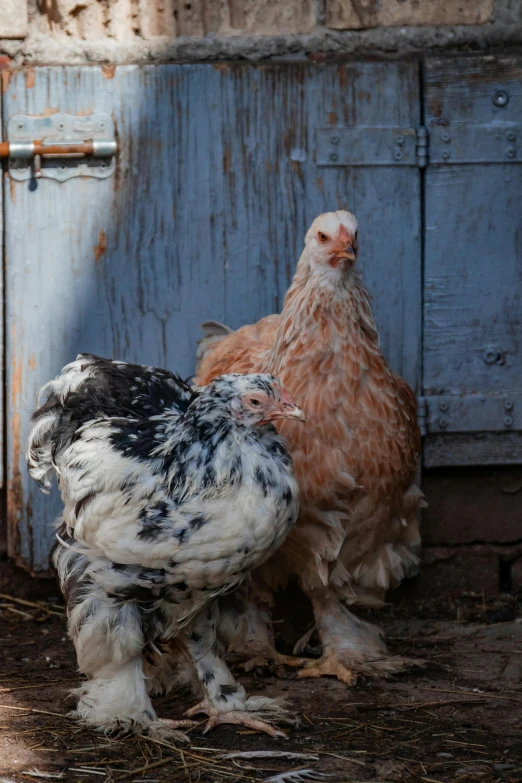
{"left": 27, "top": 354, "right": 301, "bottom": 739}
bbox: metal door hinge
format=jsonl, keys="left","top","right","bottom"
{"left": 418, "top": 393, "right": 521, "bottom": 435}
{"left": 416, "top": 126, "right": 428, "bottom": 168}
{"left": 427, "top": 123, "right": 521, "bottom": 164}
{"left": 5, "top": 112, "right": 117, "bottom": 182}
{"left": 316, "top": 126, "right": 429, "bottom": 167}
{"left": 417, "top": 396, "right": 428, "bottom": 436}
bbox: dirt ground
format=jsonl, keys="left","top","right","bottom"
{"left": 0, "top": 560, "right": 521, "bottom": 783}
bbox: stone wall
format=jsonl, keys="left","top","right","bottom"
{"left": 0, "top": 0, "right": 520, "bottom": 64}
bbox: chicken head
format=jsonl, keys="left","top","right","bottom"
{"left": 304, "top": 210, "right": 358, "bottom": 280}
{"left": 222, "top": 374, "right": 306, "bottom": 426}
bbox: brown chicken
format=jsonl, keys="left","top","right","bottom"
{"left": 196, "top": 211, "right": 425, "bottom": 684}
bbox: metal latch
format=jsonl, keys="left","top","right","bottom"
{"left": 4, "top": 112, "right": 117, "bottom": 182}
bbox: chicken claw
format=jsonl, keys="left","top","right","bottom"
{"left": 298, "top": 650, "right": 420, "bottom": 685}
{"left": 297, "top": 651, "right": 357, "bottom": 686}
{"left": 186, "top": 697, "right": 290, "bottom": 738}
{"left": 240, "top": 651, "right": 309, "bottom": 674}
{"left": 148, "top": 717, "right": 196, "bottom": 744}
{"left": 98, "top": 716, "right": 193, "bottom": 744}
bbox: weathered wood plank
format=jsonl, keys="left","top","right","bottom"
{"left": 4, "top": 62, "right": 420, "bottom": 571}
{"left": 316, "top": 61, "right": 421, "bottom": 391}
{"left": 424, "top": 432, "right": 522, "bottom": 468}
{"left": 423, "top": 55, "right": 522, "bottom": 399}
{"left": 0, "top": 93, "right": 4, "bottom": 556}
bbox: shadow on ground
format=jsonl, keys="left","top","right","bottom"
{"left": 0, "top": 559, "right": 521, "bottom": 782}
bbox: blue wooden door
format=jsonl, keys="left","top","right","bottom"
{"left": 422, "top": 55, "right": 522, "bottom": 467}
{"left": 3, "top": 63, "right": 421, "bottom": 571}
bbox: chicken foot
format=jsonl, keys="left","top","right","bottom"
{"left": 185, "top": 604, "right": 296, "bottom": 737}
{"left": 186, "top": 697, "right": 288, "bottom": 738}
{"left": 297, "top": 590, "right": 415, "bottom": 684}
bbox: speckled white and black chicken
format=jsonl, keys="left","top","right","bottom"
{"left": 27, "top": 354, "right": 304, "bottom": 741}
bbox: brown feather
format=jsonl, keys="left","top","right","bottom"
{"left": 196, "top": 217, "right": 423, "bottom": 607}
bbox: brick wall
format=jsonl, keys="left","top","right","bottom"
{"left": 0, "top": 0, "right": 519, "bottom": 64}
{"left": 2, "top": 0, "right": 497, "bottom": 41}
{"left": 326, "top": 0, "right": 494, "bottom": 30}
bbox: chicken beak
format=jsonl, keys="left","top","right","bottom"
{"left": 267, "top": 405, "right": 306, "bottom": 424}
{"left": 260, "top": 404, "right": 306, "bottom": 425}
{"left": 281, "top": 405, "right": 306, "bottom": 423}
{"left": 267, "top": 387, "right": 306, "bottom": 424}
{"left": 335, "top": 245, "right": 357, "bottom": 262}
{"left": 332, "top": 226, "right": 357, "bottom": 265}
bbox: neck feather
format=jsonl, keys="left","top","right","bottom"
{"left": 263, "top": 251, "right": 380, "bottom": 380}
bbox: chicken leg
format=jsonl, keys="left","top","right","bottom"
{"left": 297, "top": 590, "right": 412, "bottom": 684}
{"left": 69, "top": 594, "right": 193, "bottom": 742}
{"left": 226, "top": 596, "right": 308, "bottom": 674}
{"left": 185, "top": 604, "right": 296, "bottom": 737}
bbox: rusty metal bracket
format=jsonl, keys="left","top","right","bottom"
{"left": 5, "top": 112, "right": 117, "bottom": 182}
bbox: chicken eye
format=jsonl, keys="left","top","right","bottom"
{"left": 318, "top": 232, "right": 328, "bottom": 242}
{"left": 249, "top": 398, "right": 261, "bottom": 407}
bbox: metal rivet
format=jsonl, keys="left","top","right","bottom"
{"left": 483, "top": 348, "right": 500, "bottom": 364}
{"left": 439, "top": 400, "right": 449, "bottom": 412}
{"left": 441, "top": 132, "right": 451, "bottom": 143}
{"left": 394, "top": 150, "right": 403, "bottom": 161}
{"left": 493, "top": 90, "right": 509, "bottom": 107}
{"left": 99, "top": 122, "right": 105, "bottom": 129}
{"left": 506, "top": 131, "right": 516, "bottom": 141}
{"left": 504, "top": 399, "right": 513, "bottom": 411}
{"left": 330, "top": 135, "right": 339, "bottom": 145}
{"left": 329, "top": 152, "right": 339, "bottom": 161}
{"left": 504, "top": 416, "right": 513, "bottom": 428}
{"left": 395, "top": 134, "right": 404, "bottom": 145}
{"left": 506, "top": 148, "right": 516, "bottom": 158}
{"left": 17, "top": 122, "right": 24, "bottom": 130}
{"left": 438, "top": 416, "right": 449, "bottom": 430}
{"left": 441, "top": 150, "right": 450, "bottom": 160}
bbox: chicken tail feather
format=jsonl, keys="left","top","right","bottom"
{"left": 196, "top": 321, "right": 234, "bottom": 373}
{"left": 26, "top": 354, "right": 99, "bottom": 489}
